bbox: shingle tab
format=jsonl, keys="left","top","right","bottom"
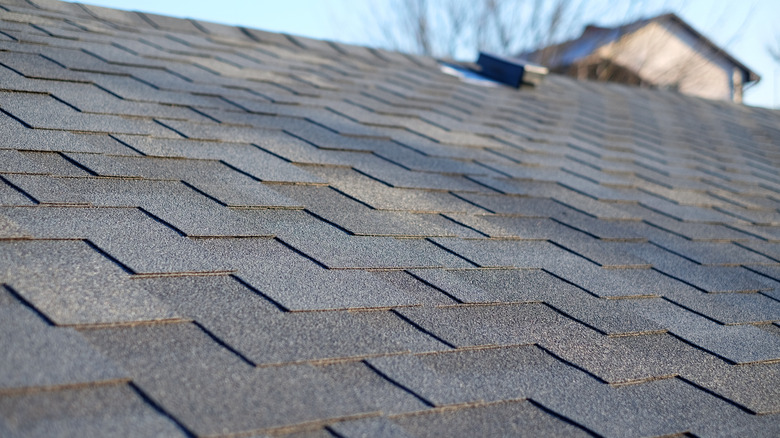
{"left": 0, "top": 206, "right": 233, "bottom": 274}
{"left": 650, "top": 236, "right": 776, "bottom": 265}
{"left": 0, "top": 384, "right": 187, "bottom": 438}
{"left": 664, "top": 287, "right": 780, "bottom": 324}
{"left": 429, "top": 237, "right": 586, "bottom": 269}
{"left": 236, "top": 210, "right": 474, "bottom": 270}
{"left": 0, "top": 178, "right": 34, "bottom": 206}
{"left": 82, "top": 323, "right": 427, "bottom": 436}
{"left": 194, "top": 237, "right": 433, "bottom": 310}
{"left": 633, "top": 299, "right": 780, "bottom": 364}
{"left": 0, "top": 239, "right": 179, "bottom": 324}
{"left": 0, "top": 51, "right": 92, "bottom": 82}
{"left": 623, "top": 242, "right": 770, "bottom": 293}
{"left": 51, "top": 82, "right": 211, "bottom": 121}
{"left": 548, "top": 263, "right": 694, "bottom": 298}
{"left": 111, "top": 134, "right": 325, "bottom": 184}
{"left": 396, "top": 303, "right": 593, "bottom": 348}
{"left": 0, "top": 291, "right": 128, "bottom": 391}
{"left": 140, "top": 274, "right": 447, "bottom": 365}
{"left": 686, "top": 362, "right": 780, "bottom": 414}
{"left": 543, "top": 378, "right": 767, "bottom": 438}
{"left": 406, "top": 268, "right": 662, "bottom": 335}
{"left": 0, "top": 91, "right": 176, "bottom": 136}
{"left": 367, "top": 345, "right": 598, "bottom": 406}
{"left": 273, "top": 185, "right": 458, "bottom": 237}
{"left": 306, "top": 166, "right": 487, "bottom": 213}
{"left": 3, "top": 176, "right": 274, "bottom": 238}
{"left": 331, "top": 401, "right": 592, "bottom": 438}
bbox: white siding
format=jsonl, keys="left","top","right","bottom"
{"left": 595, "top": 21, "right": 734, "bottom": 101}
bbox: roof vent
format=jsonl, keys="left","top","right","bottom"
{"left": 476, "top": 52, "right": 548, "bottom": 87}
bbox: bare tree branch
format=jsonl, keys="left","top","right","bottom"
{"left": 769, "top": 34, "right": 780, "bottom": 64}
{"left": 367, "top": 0, "right": 604, "bottom": 59}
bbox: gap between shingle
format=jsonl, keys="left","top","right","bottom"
{"left": 390, "top": 309, "right": 457, "bottom": 350}
{"left": 191, "top": 321, "right": 256, "bottom": 368}
{"left": 67, "top": 317, "right": 189, "bottom": 330}
{"left": 3, "top": 284, "right": 56, "bottom": 326}
{"left": 253, "top": 350, "right": 417, "bottom": 370}
{"left": 385, "top": 397, "right": 532, "bottom": 419}
{"left": 361, "top": 360, "right": 436, "bottom": 409}
{"left": 0, "top": 175, "right": 40, "bottom": 203}
{"left": 674, "top": 376, "right": 760, "bottom": 415}
{"left": 0, "top": 378, "right": 132, "bottom": 397}
{"left": 526, "top": 399, "right": 602, "bottom": 438}
{"left": 541, "top": 301, "right": 669, "bottom": 338}
{"left": 534, "top": 345, "right": 610, "bottom": 385}
{"left": 423, "top": 237, "right": 480, "bottom": 268}
{"left": 127, "top": 381, "right": 198, "bottom": 438}
{"left": 256, "top": 411, "right": 380, "bottom": 438}
{"left": 227, "top": 274, "right": 290, "bottom": 312}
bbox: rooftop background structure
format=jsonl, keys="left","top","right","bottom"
{"left": 520, "top": 13, "right": 760, "bottom": 103}
{"left": 0, "top": 1, "right": 779, "bottom": 437}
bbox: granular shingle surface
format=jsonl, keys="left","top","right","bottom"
{"left": 0, "top": 1, "right": 779, "bottom": 436}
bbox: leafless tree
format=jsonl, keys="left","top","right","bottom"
{"left": 364, "top": 0, "right": 637, "bottom": 59}
{"left": 769, "top": 34, "right": 780, "bottom": 64}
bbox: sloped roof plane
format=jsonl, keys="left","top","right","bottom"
{"left": 0, "top": 1, "right": 779, "bottom": 437}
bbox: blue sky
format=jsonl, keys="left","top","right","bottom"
{"left": 73, "top": 0, "right": 780, "bottom": 109}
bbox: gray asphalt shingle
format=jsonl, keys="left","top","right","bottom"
{"left": 194, "top": 237, "right": 431, "bottom": 310}
{"left": 273, "top": 185, "right": 458, "bottom": 237}
{"left": 632, "top": 298, "right": 780, "bottom": 364}
{"left": 366, "top": 345, "right": 598, "bottom": 406}
{"left": 0, "top": 239, "right": 179, "bottom": 324}
{"left": 406, "top": 268, "right": 662, "bottom": 334}
{"left": 0, "top": 51, "right": 92, "bottom": 82}
{"left": 3, "top": 176, "right": 274, "bottom": 238}
{"left": 0, "top": 91, "right": 176, "bottom": 136}
{"left": 139, "top": 274, "right": 447, "bottom": 365}
{"left": 306, "top": 166, "right": 487, "bottom": 213}
{"left": 0, "top": 384, "right": 187, "bottom": 438}
{"left": 664, "top": 287, "right": 780, "bottom": 324}
{"left": 396, "top": 303, "right": 593, "bottom": 348}
{"left": 111, "top": 134, "right": 325, "bottom": 184}
{"left": 542, "top": 378, "right": 770, "bottom": 438}
{"left": 428, "top": 237, "right": 587, "bottom": 269}
{"left": 82, "top": 323, "right": 427, "bottom": 435}
{"left": 0, "top": 206, "right": 233, "bottom": 274}
{"left": 249, "top": 212, "right": 474, "bottom": 270}
{"left": 0, "top": 291, "right": 128, "bottom": 391}
{"left": 331, "top": 401, "right": 592, "bottom": 438}
{"left": 623, "top": 242, "right": 771, "bottom": 293}
{"left": 1, "top": 1, "right": 779, "bottom": 435}
{"left": 0, "top": 178, "right": 34, "bottom": 206}
{"left": 685, "top": 362, "right": 780, "bottom": 414}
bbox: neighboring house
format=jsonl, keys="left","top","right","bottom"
{"left": 521, "top": 13, "right": 760, "bottom": 103}
{"left": 1, "top": 1, "right": 780, "bottom": 437}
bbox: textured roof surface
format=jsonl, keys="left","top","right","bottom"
{"left": 1, "top": 1, "right": 779, "bottom": 437}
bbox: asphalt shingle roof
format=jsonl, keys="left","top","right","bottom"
{"left": 0, "top": 1, "right": 779, "bottom": 436}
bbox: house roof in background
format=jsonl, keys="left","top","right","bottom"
{"left": 522, "top": 13, "right": 760, "bottom": 84}
{"left": 0, "top": 1, "right": 779, "bottom": 436}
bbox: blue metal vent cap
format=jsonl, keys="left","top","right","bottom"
{"left": 476, "top": 52, "right": 548, "bottom": 88}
